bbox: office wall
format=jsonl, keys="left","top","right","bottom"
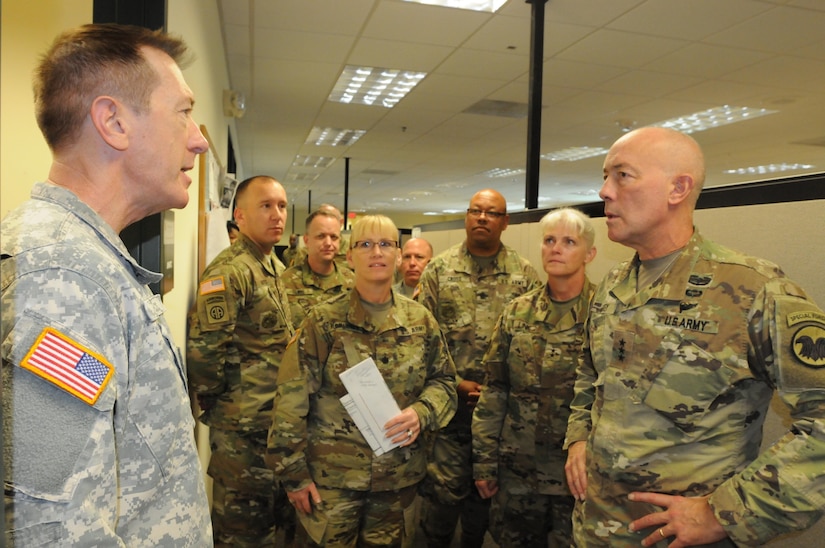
{"left": 420, "top": 198, "right": 825, "bottom": 308}
{"left": 0, "top": 0, "right": 91, "bottom": 217}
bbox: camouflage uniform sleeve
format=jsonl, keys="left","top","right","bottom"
{"left": 523, "top": 260, "right": 544, "bottom": 292}
{"left": 416, "top": 261, "right": 439, "bottom": 319}
{"left": 709, "top": 279, "right": 825, "bottom": 544}
{"left": 408, "top": 316, "right": 457, "bottom": 432}
{"left": 564, "top": 312, "right": 596, "bottom": 449}
{"left": 186, "top": 263, "right": 243, "bottom": 396}
{"left": 265, "top": 320, "right": 323, "bottom": 490}
{"left": 472, "top": 311, "right": 511, "bottom": 481}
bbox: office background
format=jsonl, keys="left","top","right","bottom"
{"left": 2, "top": 1, "right": 823, "bottom": 545}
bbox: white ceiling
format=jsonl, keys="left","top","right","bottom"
{"left": 217, "top": 0, "right": 825, "bottom": 217}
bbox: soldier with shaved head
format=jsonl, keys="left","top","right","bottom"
{"left": 565, "top": 127, "right": 825, "bottom": 547}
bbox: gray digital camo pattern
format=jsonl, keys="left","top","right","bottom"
{"left": 281, "top": 259, "right": 355, "bottom": 328}
{"left": 266, "top": 288, "right": 457, "bottom": 493}
{"left": 565, "top": 231, "right": 825, "bottom": 546}
{"left": 1, "top": 183, "right": 211, "bottom": 546}
{"left": 187, "top": 232, "right": 294, "bottom": 432}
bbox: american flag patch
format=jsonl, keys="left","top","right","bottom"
{"left": 200, "top": 276, "right": 226, "bottom": 295}
{"left": 21, "top": 328, "right": 113, "bottom": 405}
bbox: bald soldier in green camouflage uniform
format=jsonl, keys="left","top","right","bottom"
{"left": 188, "top": 176, "right": 295, "bottom": 547}
{"left": 473, "top": 208, "right": 597, "bottom": 547}
{"left": 565, "top": 127, "right": 825, "bottom": 547}
{"left": 282, "top": 209, "right": 355, "bottom": 329}
{"left": 267, "top": 215, "right": 457, "bottom": 547}
{"left": 418, "top": 189, "right": 542, "bottom": 547}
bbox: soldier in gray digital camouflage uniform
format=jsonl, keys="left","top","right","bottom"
{"left": 473, "top": 207, "right": 597, "bottom": 547}
{"left": 282, "top": 209, "right": 355, "bottom": 329}
{"left": 417, "top": 189, "right": 543, "bottom": 547}
{"left": 1, "top": 24, "right": 212, "bottom": 546}
{"left": 187, "top": 175, "right": 295, "bottom": 547}
{"left": 564, "top": 126, "right": 825, "bottom": 547}
{"left": 266, "top": 214, "right": 457, "bottom": 547}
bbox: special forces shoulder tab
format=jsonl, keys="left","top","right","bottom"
{"left": 787, "top": 304, "right": 825, "bottom": 369}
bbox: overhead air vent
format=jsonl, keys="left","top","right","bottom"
{"left": 463, "top": 99, "right": 530, "bottom": 118}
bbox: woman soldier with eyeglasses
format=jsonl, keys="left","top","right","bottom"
{"left": 266, "top": 214, "right": 458, "bottom": 547}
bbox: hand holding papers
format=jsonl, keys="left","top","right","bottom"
{"left": 339, "top": 357, "right": 404, "bottom": 456}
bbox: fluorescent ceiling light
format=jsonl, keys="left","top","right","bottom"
{"left": 653, "top": 105, "right": 777, "bottom": 134}
{"left": 285, "top": 172, "right": 319, "bottom": 182}
{"left": 541, "top": 147, "right": 608, "bottom": 162}
{"left": 329, "top": 65, "right": 426, "bottom": 109}
{"left": 292, "top": 155, "right": 335, "bottom": 168}
{"left": 723, "top": 163, "right": 813, "bottom": 175}
{"left": 483, "top": 167, "right": 525, "bottom": 178}
{"left": 403, "top": 0, "right": 507, "bottom": 12}
{"left": 306, "top": 127, "right": 366, "bottom": 147}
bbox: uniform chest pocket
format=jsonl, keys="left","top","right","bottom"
{"left": 124, "top": 295, "right": 191, "bottom": 487}
{"left": 438, "top": 282, "right": 474, "bottom": 330}
{"left": 642, "top": 335, "right": 747, "bottom": 433}
{"left": 509, "top": 331, "right": 542, "bottom": 389}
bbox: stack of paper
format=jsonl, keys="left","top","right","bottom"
{"left": 339, "top": 357, "right": 403, "bottom": 456}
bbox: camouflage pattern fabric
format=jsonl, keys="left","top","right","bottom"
{"left": 488, "top": 491, "right": 574, "bottom": 548}
{"left": 283, "top": 245, "right": 299, "bottom": 268}
{"left": 416, "top": 241, "right": 541, "bottom": 543}
{"left": 187, "top": 232, "right": 294, "bottom": 432}
{"left": 473, "top": 280, "right": 595, "bottom": 545}
{"left": 1, "top": 183, "right": 211, "bottom": 546}
{"left": 393, "top": 279, "right": 418, "bottom": 300}
{"left": 208, "top": 429, "right": 295, "bottom": 547}
{"left": 294, "top": 484, "right": 418, "bottom": 547}
{"left": 281, "top": 259, "right": 355, "bottom": 328}
{"left": 266, "top": 288, "right": 457, "bottom": 496}
{"left": 417, "top": 241, "right": 542, "bottom": 389}
{"left": 187, "top": 231, "right": 295, "bottom": 544}
{"left": 565, "top": 231, "right": 825, "bottom": 546}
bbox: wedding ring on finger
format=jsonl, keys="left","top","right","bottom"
{"left": 406, "top": 429, "right": 413, "bottom": 438}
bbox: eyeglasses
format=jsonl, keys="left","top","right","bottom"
{"left": 466, "top": 208, "right": 506, "bottom": 219}
{"left": 351, "top": 239, "right": 398, "bottom": 252}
